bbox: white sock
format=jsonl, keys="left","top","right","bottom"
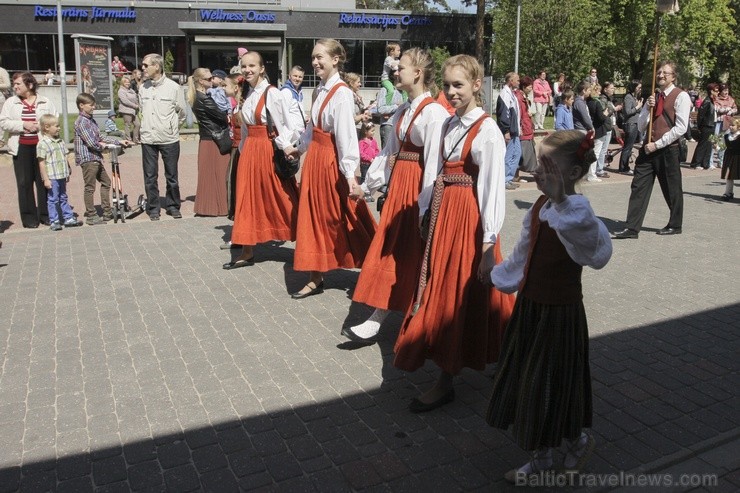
{"left": 517, "top": 447, "right": 553, "bottom": 475}
{"left": 564, "top": 432, "right": 589, "bottom": 469}
{"left": 349, "top": 308, "right": 390, "bottom": 338}
{"left": 726, "top": 180, "right": 735, "bottom": 195}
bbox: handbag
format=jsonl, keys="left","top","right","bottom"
{"left": 265, "top": 94, "right": 299, "bottom": 180}
{"left": 212, "top": 127, "right": 232, "bottom": 155}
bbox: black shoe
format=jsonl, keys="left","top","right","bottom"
{"left": 409, "top": 389, "right": 455, "bottom": 413}
{"left": 166, "top": 209, "right": 182, "bottom": 219}
{"left": 149, "top": 214, "right": 160, "bottom": 221}
{"left": 340, "top": 326, "right": 378, "bottom": 345}
{"left": 656, "top": 227, "right": 681, "bottom": 235}
{"left": 721, "top": 193, "right": 734, "bottom": 201}
{"left": 611, "top": 228, "right": 639, "bottom": 239}
{"left": 222, "top": 257, "right": 254, "bottom": 270}
{"left": 290, "top": 282, "right": 324, "bottom": 299}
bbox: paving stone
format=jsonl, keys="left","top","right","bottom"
{"left": 190, "top": 443, "right": 228, "bottom": 474}
{"left": 127, "top": 460, "right": 164, "bottom": 490}
{"left": 163, "top": 463, "right": 201, "bottom": 492}
{"left": 92, "top": 455, "right": 127, "bottom": 486}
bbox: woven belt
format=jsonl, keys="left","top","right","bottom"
{"left": 397, "top": 151, "right": 421, "bottom": 162}
{"left": 411, "top": 173, "right": 474, "bottom": 315}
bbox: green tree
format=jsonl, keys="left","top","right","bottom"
{"left": 490, "top": 0, "right": 610, "bottom": 80}
{"left": 164, "top": 50, "right": 174, "bottom": 75}
{"left": 430, "top": 45, "right": 452, "bottom": 89}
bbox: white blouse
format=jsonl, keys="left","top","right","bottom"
{"left": 297, "top": 72, "right": 360, "bottom": 180}
{"left": 361, "top": 92, "right": 449, "bottom": 198}
{"left": 420, "top": 107, "right": 506, "bottom": 244}
{"left": 491, "top": 194, "right": 613, "bottom": 293}
{"left": 241, "top": 79, "right": 298, "bottom": 150}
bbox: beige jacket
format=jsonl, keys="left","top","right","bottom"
{"left": 0, "top": 95, "right": 58, "bottom": 156}
{"left": 139, "top": 74, "right": 186, "bottom": 145}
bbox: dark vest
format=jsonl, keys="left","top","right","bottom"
{"left": 650, "top": 87, "right": 683, "bottom": 145}
{"left": 519, "top": 196, "right": 583, "bottom": 305}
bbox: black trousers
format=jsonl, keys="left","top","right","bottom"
{"left": 625, "top": 145, "right": 683, "bottom": 232}
{"left": 619, "top": 123, "right": 639, "bottom": 171}
{"left": 141, "top": 142, "right": 181, "bottom": 216}
{"left": 13, "top": 143, "right": 49, "bottom": 227}
{"left": 690, "top": 126, "right": 714, "bottom": 169}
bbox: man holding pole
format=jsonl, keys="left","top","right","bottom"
{"left": 611, "top": 60, "right": 690, "bottom": 239}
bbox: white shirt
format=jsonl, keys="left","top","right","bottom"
{"left": 298, "top": 72, "right": 360, "bottom": 180}
{"left": 241, "top": 79, "right": 298, "bottom": 150}
{"left": 361, "top": 92, "right": 449, "bottom": 197}
{"left": 280, "top": 88, "right": 306, "bottom": 138}
{"left": 420, "top": 107, "right": 506, "bottom": 244}
{"left": 491, "top": 195, "right": 613, "bottom": 293}
{"left": 637, "top": 84, "right": 691, "bottom": 150}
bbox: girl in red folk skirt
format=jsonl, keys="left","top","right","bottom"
{"left": 285, "top": 39, "right": 377, "bottom": 298}
{"left": 225, "top": 51, "right": 301, "bottom": 269}
{"left": 486, "top": 131, "right": 613, "bottom": 482}
{"left": 393, "top": 55, "right": 515, "bottom": 412}
{"left": 342, "top": 47, "right": 450, "bottom": 342}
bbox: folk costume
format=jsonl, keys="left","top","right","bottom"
{"left": 486, "top": 194, "right": 612, "bottom": 450}
{"left": 294, "top": 73, "right": 377, "bottom": 273}
{"left": 231, "top": 80, "right": 299, "bottom": 246}
{"left": 353, "top": 93, "right": 448, "bottom": 312}
{"left": 393, "top": 108, "right": 515, "bottom": 375}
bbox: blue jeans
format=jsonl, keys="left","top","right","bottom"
{"left": 47, "top": 178, "right": 74, "bottom": 223}
{"left": 504, "top": 137, "right": 521, "bottom": 183}
{"left": 142, "top": 142, "right": 181, "bottom": 216}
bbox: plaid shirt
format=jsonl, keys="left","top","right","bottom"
{"left": 36, "top": 135, "right": 69, "bottom": 180}
{"left": 74, "top": 112, "right": 120, "bottom": 166}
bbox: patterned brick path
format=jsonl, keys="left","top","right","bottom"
{"left": 0, "top": 139, "right": 737, "bottom": 491}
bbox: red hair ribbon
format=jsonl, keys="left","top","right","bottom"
{"left": 237, "top": 75, "right": 245, "bottom": 85}
{"left": 576, "top": 130, "right": 595, "bottom": 161}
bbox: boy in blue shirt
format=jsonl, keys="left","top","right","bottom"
{"left": 37, "top": 114, "right": 81, "bottom": 230}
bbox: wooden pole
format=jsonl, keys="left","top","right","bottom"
{"left": 646, "top": 14, "right": 662, "bottom": 144}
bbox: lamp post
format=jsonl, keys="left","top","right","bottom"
{"left": 56, "top": 0, "right": 69, "bottom": 143}
{"left": 514, "top": 0, "right": 521, "bottom": 73}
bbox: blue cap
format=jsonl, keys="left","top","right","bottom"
{"left": 107, "top": 110, "right": 116, "bottom": 118}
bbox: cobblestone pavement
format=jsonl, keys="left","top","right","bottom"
{"left": 0, "top": 140, "right": 738, "bottom": 492}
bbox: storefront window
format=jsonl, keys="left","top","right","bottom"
{"left": 112, "top": 36, "right": 137, "bottom": 72}
{"left": 0, "top": 34, "right": 28, "bottom": 71}
{"left": 26, "top": 35, "right": 56, "bottom": 73}
{"left": 343, "top": 39, "right": 361, "bottom": 79}
{"left": 163, "top": 37, "right": 187, "bottom": 75}
{"left": 362, "top": 40, "right": 387, "bottom": 88}
{"left": 287, "top": 39, "right": 314, "bottom": 86}
{"left": 137, "top": 36, "right": 162, "bottom": 67}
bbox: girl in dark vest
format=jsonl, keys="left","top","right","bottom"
{"left": 486, "top": 130, "right": 613, "bottom": 483}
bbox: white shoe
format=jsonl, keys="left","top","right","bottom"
{"left": 587, "top": 177, "right": 602, "bottom": 183}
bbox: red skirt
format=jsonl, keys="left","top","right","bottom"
{"left": 293, "top": 128, "right": 377, "bottom": 272}
{"left": 194, "top": 139, "right": 230, "bottom": 217}
{"left": 393, "top": 183, "right": 515, "bottom": 375}
{"left": 352, "top": 156, "right": 424, "bottom": 311}
{"left": 231, "top": 126, "right": 298, "bottom": 245}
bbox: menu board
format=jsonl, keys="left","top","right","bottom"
{"left": 75, "top": 38, "right": 112, "bottom": 109}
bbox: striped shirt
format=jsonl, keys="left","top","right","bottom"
{"left": 19, "top": 99, "right": 39, "bottom": 146}
{"left": 74, "top": 112, "right": 119, "bottom": 166}
{"left": 36, "top": 135, "right": 69, "bottom": 180}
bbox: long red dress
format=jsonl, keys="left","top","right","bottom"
{"left": 352, "top": 98, "right": 436, "bottom": 312}
{"left": 394, "top": 116, "right": 515, "bottom": 375}
{"left": 293, "top": 83, "right": 377, "bottom": 273}
{"left": 231, "top": 90, "right": 299, "bottom": 246}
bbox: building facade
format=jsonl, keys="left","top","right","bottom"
{"left": 0, "top": 0, "right": 479, "bottom": 87}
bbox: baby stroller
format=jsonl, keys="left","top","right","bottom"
{"left": 105, "top": 144, "right": 147, "bottom": 222}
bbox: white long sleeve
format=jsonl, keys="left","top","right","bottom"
{"left": 361, "top": 92, "right": 448, "bottom": 195}
{"left": 298, "top": 73, "right": 360, "bottom": 180}
{"left": 241, "top": 80, "right": 297, "bottom": 150}
{"left": 491, "top": 195, "right": 613, "bottom": 293}
{"left": 419, "top": 108, "right": 506, "bottom": 243}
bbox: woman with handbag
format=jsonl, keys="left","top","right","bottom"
{"left": 284, "top": 39, "right": 377, "bottom": 298}
{"left": 342, "top": 47, "right": 449, "bottom": 342}
{"left": 225, "top": 51, "right": 300, "bottom": 269}
{"left": 187, "top": 67, "right": 230, "bottom": 217}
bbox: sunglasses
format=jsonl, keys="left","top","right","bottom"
{"left": 204, "top": 76, "right": 214, "bottom": 81}
{"left": 142, "top": 63, "right": 149, "bottom": 68}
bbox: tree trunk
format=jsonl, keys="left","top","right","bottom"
{"left": 475, "top": 0, "right": 485, "bottom": 63}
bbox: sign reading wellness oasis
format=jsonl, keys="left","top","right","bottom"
{"left": 74, "top": 36, "right": 113, "bottom": 112}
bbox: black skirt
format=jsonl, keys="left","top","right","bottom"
{"left": 486, "top": 295, "right": 592, "bottom": 450}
